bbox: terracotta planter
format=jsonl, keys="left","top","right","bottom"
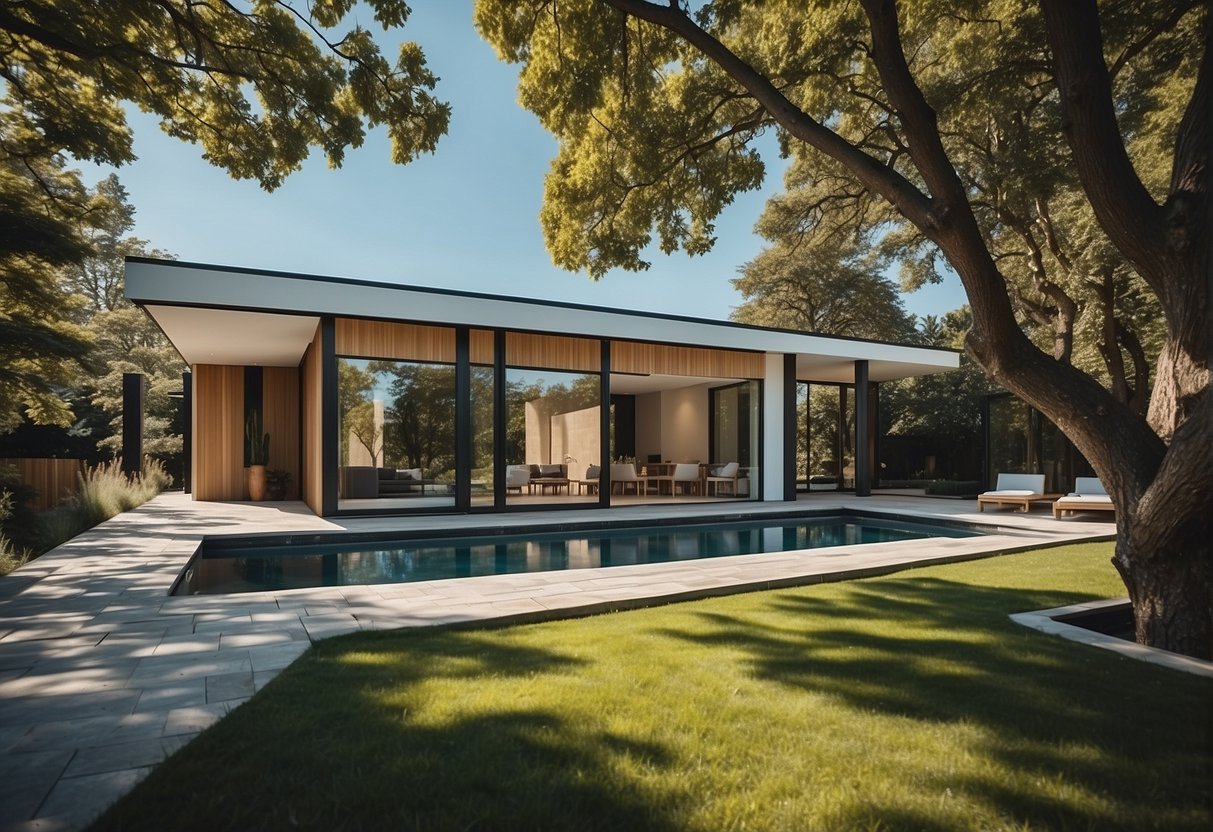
{"left": 246, "top": 464, "right": 268, "bottom": 501}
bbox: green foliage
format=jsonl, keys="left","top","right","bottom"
{"left": 732, "top": 230, "right": 916, "bottom": 340}
{"left": 0, "top": 490, "right": 29, "bottom": 576}
{"left": 244, "top": 410, "right": 270, "bottom": 467}
{"left": 35, "top": 458, "right": 170, "bottom": 554}
{"left": 91, "top": 543, "right": 1212, "bottom": 831}
{"left": 266, "top": 468, "right": 292, "bottom": 500}
{"left": 2, "top": 1, "right": 451, "bottom": 436}
{"left": 0, "top": 143, "right": 97, "bottom": 430}
{"left": 0, "top": 1, "right": 450, "bottom": 191}
{"left": 476, "top": 0, "right": 1194, "bottom": 407}
{"left": 925, "top": 480, "right": 983, "bottom": 497}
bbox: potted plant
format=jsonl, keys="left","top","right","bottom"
{"left": 266, "top": 468, "right": 291, "bottom": 501}
{"left": 244, "top": 410, "right": 270, "bottom": 501}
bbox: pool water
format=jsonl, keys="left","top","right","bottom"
{"left": 176, "top": 515, "right": 979, "bottom": 596}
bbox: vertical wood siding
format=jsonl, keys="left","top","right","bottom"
{"left": 301, "top": 326, "right": 324, "bottom": 514}
{"left": 0, "top": 458, "right": 84, "bottom": 511}
{"left": 610, "top": 341, "right": 764, "bottom": 378}
{"left": 263, "top": 367, "right": 300, "bottom": 501}
{"left": 192, "top": 365, "right": 246, "bottom": 501}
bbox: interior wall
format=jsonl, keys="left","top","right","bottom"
{"left": 263, "top": 366, "right": 301, "bottom": 500}
{"left": 550, "top": 405, "right": 600, "bottom": 476}
{"left": 634, "top": 392, "right": 661, "bottom": 461}
{"left": 192, "top": 364, "right": 245, "bottom": 501}
{"left": 660, "top": 385, "right": 710, "bottom": 463}
{"left": 301, "top": 325, "right": 323, "bottom": 514}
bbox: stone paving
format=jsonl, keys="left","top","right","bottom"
{"left": 0, "top": 492, "right": 1114, "bottom": 831}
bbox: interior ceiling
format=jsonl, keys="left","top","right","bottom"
{"left": 144, "top": 306, "right": 320, "bottom": 367}
{"left": 608, "top": 374, "right": 738, "bottom": 394}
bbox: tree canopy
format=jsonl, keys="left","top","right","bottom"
{"left": 1, "top": 0, "right": 450, "bottom": 429}
{"left": 476, "top": 0, "right": 1210, "bottom": 657}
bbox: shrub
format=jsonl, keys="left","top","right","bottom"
{"left": 35, "top": 459, "right": 171, "bottom": 553}
{"left": 0, "top": 491, "right": 30, "bottom": 577}
{"left": 926, "top": 479, "right": 983, "bottom": 497}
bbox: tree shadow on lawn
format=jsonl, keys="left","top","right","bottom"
{"left": 660, "top": 577, "right": 1213, "bottom": 831}
{"left": 92, "top": 628, "right": 692, "bottom": 832}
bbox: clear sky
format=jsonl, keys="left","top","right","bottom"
{"left": 97, "top": 1, "right": 965, "bottom": 324}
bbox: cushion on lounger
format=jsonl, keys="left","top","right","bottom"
{"left": 539, "top": 464, "right": 563, "bottom": 477}
{"left": 402, "top": 468, "right": 423, "bottom": 481}
{"left": 378, "top": 467, "right": 396, "bottom": 480}
{"left": 586, "top": 465, "right": 600, "bottom": 479}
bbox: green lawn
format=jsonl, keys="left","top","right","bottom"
{"left": 93, "top": 543, "right": 1212, "bottom": 831}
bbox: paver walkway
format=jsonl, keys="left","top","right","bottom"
{"left": 0, "top": 492, "right": 1113, "bottom": 831}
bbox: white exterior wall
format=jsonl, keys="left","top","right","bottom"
{"left": 762, "top": 353, "right": 788, "bottom": 501}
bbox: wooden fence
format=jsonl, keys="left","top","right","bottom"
{"left": 0, "top": 458, "right": 85, "bottom": 511}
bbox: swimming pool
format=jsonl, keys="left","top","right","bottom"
{"left": 175, "top": 514, "right": 981, "bottom": 596}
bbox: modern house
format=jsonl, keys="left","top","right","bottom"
{"left": 125, "top": 258, "right": 959, "bottom": 517}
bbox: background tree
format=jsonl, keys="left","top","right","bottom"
{"left": 476, "top": 1, "right": 1210, "bottom": 657}
{"left": 1, "top": 0, "right": 450, "bottom": 429}
{"left": 732, "top": 229, "right": 916, "bottom": 341}
{"left": 379, "top": 363, "right": 456, "bottom": 476}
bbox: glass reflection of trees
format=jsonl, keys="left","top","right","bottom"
{"left": 338, "top": 357, "right": 457, "bottom": 481}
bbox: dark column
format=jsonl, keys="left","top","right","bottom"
{"left": 599, "top": 339, "right": 611, "bottom": 507}
{"left": 182, "top": 371, "right": 192, "bottom": 494}
{"left": 855, "top": 360, "right": 871, "bottom": 497}
{"left": 493, "top": 330, "right": 507, "bottom": 510}
{"left": 783, "top": 353, "right": 797, "bottom": 501}
{"left": 320, "top": 317, "right": 338, "bottom": 516}
{"left": 454, "top": 327, "right": 471, "bottom": 513}
{"left": 868, "top": 382, "right": 879, "bottom": 489}
{"left": 836, "top": 385, "right": 846, "bottom": 491}
{"left": 121, "top": 373, "right": 145, "bottom": 476}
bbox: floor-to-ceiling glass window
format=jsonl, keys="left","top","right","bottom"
{"left": 469, "top": 330, "right": 496, "bottom": 509}
{"left": 709, "top": 380, "right": 761, "bottom": 500}
{"left": 335, "top": 321, "right": 457, "bottom": 512}
{"left": 504, "top": 333, "right": 601, "bottom": 507}
{"left": 804, "top": 383, "right": 845, "bottom": 490}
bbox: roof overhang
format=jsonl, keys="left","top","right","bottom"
{"left": 127, "top": 258, "right": 960, "bottom": 383}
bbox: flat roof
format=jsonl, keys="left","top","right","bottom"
{"left": 126, "top": 257, "right": 960, "bottom": 383}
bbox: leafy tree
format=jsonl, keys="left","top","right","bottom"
{"left": 0, "top": 0, "right": 450, "bottom": 190}
{"left": 2, "top": 1, "right": 451, "bottom": 429}
{"left": 380, "top": 363, "right": 456, "bottom": 476}
{"left": 732, "top": 231, "right": 916, "bottom": 340}
{"left": 0, "top": 137, "right": 95, "bottom": 430}
{"left": 337, "top": 360, "right": 376, "bottom": 465}
{"left": 476, "top": 1, "right": 1211, "bottom": 658}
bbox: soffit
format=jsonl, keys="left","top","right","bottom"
{"left": 145, "top": 305, "right": 320, "bottom": 367}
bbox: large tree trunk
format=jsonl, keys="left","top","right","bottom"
{"left": 606, "top": 0, "right": 1210, "bottom": 657}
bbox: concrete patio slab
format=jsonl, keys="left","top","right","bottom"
{"left": 0, "top": 491, "right": 1114, "bottom": 831}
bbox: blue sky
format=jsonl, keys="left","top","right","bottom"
{"left": 99, "top": 1, "right": 964, "bottom": 323}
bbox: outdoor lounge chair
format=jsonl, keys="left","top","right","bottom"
{"left": 1053, "top": 477, "right": 1114, "bottom": 518}
{"left": 977, "top": 473, "right": 1052, "bottom": 512}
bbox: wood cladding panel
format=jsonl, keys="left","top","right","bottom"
{"left": 263, "top": 367, "right": 300, "bottom": 501}
{"left": 335, "top": 319, "right": 455, "bottom": 362}
{"left": 506, "top": 332, "right": 600, "bottom": 372}
{"left": 193, "top": 365, "right": 246, "bottom": 501}
{"left": 611, "top": 341, "right": 763, "bottom": 378}
{"left": 470, "top": 329, "right": 495, "bottom": 365}
{"left": 301, "top": 327, "right": 323, "bottom": 514}
{"left": 0, "top": 458, "right": 84, "bottom": 511}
